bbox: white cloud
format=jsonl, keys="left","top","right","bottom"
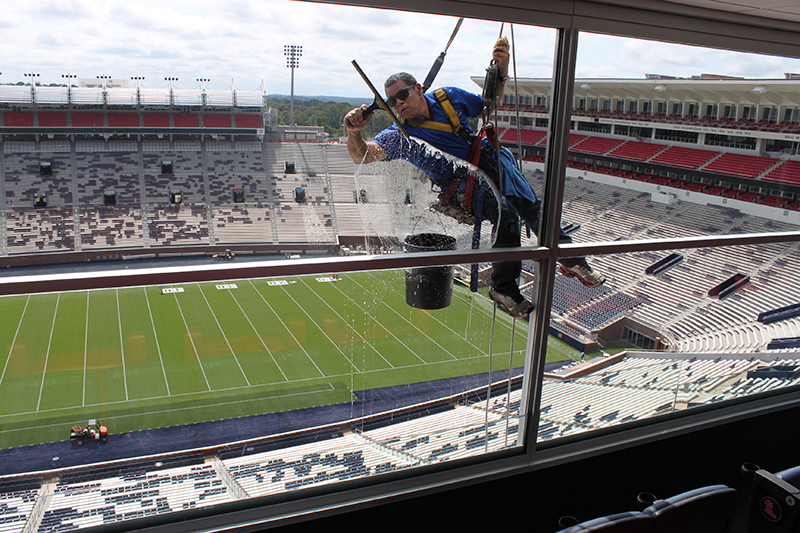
{"left": 1, "top": 0, "right": 799, "bottom": 97}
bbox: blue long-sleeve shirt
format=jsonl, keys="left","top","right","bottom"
{"left": 372, "top": 86, "right": 536, "bottom": 203}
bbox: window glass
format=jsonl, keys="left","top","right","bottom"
{"left": 504, "top": 33, "right": 800, "bottom": 241}
{"left": 0, "top": 3, "right": 559, "bottom": 527}
{"left": 537, "top": 240, "right": 800, "bottom": 443}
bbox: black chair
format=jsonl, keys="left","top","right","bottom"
{"left": 555, "top": 511, "right": 652, "bottom": 532}
{"left": 743, "top": 462, "right": 800, "bottom": 533}
{"left": 642, "top": 484, "right": 737, "bottom": 533}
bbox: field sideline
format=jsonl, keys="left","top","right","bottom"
{"left": 0, "top": 270, "right": 573, "bottom": 449}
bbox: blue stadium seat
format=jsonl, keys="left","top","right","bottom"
{"left": 642, "top": 484, "right": 737, "bottom": 533}
{"left": 556, "top": 512, "right": 652, "bottom": 532}
{"left": 743, "top": 463, "right": 800, "bottom": 533}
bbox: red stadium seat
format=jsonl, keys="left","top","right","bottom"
{"left": 234, "top": 114, "right": 261, "bottom": 128}
{"left": 3, "top": 111, "right": 34, "bottom": 127}
{"left": 203, "top": 114, "right": 232, "bottom": 128}
{"left": 72, "top": 112, "right": 104, "bottom": 127}
{"left": 143, "top": 113, "right": 170, "bottom": 127}
{"left": 38, "top": 111, "right": 67, "bottom": 127}
{"left": 173, "top": 113, "right": 199, "bottom": 127}
{"left": 108, "top": 112, "right": 139, "bottom": 127}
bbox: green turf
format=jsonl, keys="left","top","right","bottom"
{"left": 0, "top": 270, "right": 568, "bottom": 449}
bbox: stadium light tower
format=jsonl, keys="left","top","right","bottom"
{"left": 197, "top": 78, "right": 210, "bottom": 106}
{"left": 131, "top": 76, "right": 145, "bottom": 106}
{"left": 24, "top": 73, "right": 39, "bottom": 102}
{"left": 97, "top": 75, "right": 111, "bottom": 105}
{"left": 62, "top": 74, "right": 76, "bottom": 105}
{"left": 284, "top": 44, "right": 302, "bottom": 125}
{"left": 165, "top": 77, "right": 179, "bottom": 106}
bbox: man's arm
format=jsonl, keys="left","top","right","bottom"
{"left": 492, "top": 37, "right": 510, "bottom": 109}
{"left": 344, "top": 105, "right": 388, "bottom": 164}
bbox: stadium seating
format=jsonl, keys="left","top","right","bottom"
{"left": 0, "top": 487, "right": 40, "bottom": 533}
{"left": 71, "top": 112, "right": 104, "bottom": 127}
{"left": 0, "top": 138, "right": 798, "bottom": 356}
{"left": 556, "top": 485, "right": 736, "bottom": 533}
{"left": 108, "top": 112, "right": 139, "bottom": 127}
{"left": 643, "top": 485, "right": 738, "bottom": 533}
{"left": 143, "top": 112, "right": 170, "bottom": 127}
{"left": 148, "top": 205, "right": 209, "bottom": 246}
{"left": 39, "top": 464, "right": 231, "bottom": 531}
{"left": 76, "top": 151, "right": 139, "bottom": 205}
{"left": 556, "top": 512, "right": 651, "bottom": 532}
{"left": 608, "top": 140, "right": 667, "bottom": 161}
{"left": 213, "top": 205, "right": 274, "bottom": 244}
{"left": 572, "top": 136, "right": 625, "bottom": 155}
{"left": 173, "top": 113, "right": 199, "bottom": 127}
{"left": 743, "top": 463, "right": 800, "bottom": 533}
{"left": 3, "top": 111, "right": 34, "bottom": 127}
{"left": 4, "top": 152, "right": 73, "bottom": 207}
{"left": 764, "top": 160, "right": 800, "bottom": 186}
{"left": 568, "top": 133, "right": 588, "bottom": 147}
{"left": 500, "top": 127, "right": 547, "bottom": 146}
{"left": 234, "top": 114, "right": 261, "bottom": 128}
{"left": 80, "top": 206, "right": 143, "bottom": 249}
{"left": 650, "top": 145, "right": 717, "bottom": 169}
{"left": 203, "top": 114, "right": 232, "bottom": 128}
{"left": 38, "top": 111, "right": 67, "bottom": 127}
{"left": 702, "top": 152, "right": 778, "bottom": 178}
{"left": 759, "top": 195, "right": 791, "bottom": 208}
{"left": 6, "top": 207, "right": 75, "bottom": 253}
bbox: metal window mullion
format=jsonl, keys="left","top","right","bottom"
{"left": 523, "top": 27, "right": 580, "bottom": 457}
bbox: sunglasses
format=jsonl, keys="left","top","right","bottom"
{"left": 386, "top": 85, "right": 415, "bottom": 108}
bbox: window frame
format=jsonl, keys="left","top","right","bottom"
{"left": 4, "top": 1, "right": 800, "bottom": 530}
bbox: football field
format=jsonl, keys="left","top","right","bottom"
{"left": 0, "top": 270, "right": 566, "bottom": 449}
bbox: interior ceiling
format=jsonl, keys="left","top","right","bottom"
{"left": 665, "top": 0, "right": 800, "bottom": 22}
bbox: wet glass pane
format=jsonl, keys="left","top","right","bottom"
{"left": 539, "top": 241, "right": 800, "bottom": 443}
{"left": 0, "top": 263, "right": 529, "bottom": 523}
{"left": 502, "top": 33, "right": 800, "bottom": 243}
{"left": 0, "top": 2, "right": 557, "bottom": 524}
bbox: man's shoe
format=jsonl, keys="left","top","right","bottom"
{"left": 489, "top": 288, "right": 534, "bottom": 318}
{"left": 560, "top": 259, "right": 606, "bottom": 288}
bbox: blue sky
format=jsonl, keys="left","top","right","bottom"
{"left": 2, "top": 0, "right": 799, "bottom": 98}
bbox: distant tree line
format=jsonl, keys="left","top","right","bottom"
{"left": 268, "top": 97, "right": 393, "bottom": 139}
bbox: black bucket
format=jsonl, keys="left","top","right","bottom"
{"left": 404, "top": 233, "right": 456, "bottom": 310}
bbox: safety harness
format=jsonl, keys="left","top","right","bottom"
{"left": 401, "top": 88, "right": 501, "bottom": 219}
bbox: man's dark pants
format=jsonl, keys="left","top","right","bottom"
{"left": 490, "top": 195, "right": 580, "bottom": 299}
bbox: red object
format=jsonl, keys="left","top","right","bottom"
{"left": 173, "top": 113, "right": 199, "bottom": 127}
{"left": 4, "top": 111, "right": 34, "bottom": 126}
{"left": 72, "top": 112, "right": 104, "bottom": 127}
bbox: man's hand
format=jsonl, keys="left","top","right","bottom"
{"left": 344, "top": 104, "right": 387, "bottom": 164}
{"left": 344, "top": 104, "right": 371, "bottom": 133}
{"left": 493, "top": 36, "right": 510, "bottom": 79}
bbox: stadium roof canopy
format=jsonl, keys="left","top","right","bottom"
{"left": 469, "top": 76, "right": 800, "bottom": 108}
{"left": 305, "top": 0, "right": 800, "bottom": 58}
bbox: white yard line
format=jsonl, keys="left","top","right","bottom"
{"left": 0, "top": 295, "right": 30, "bottom": 390}
{"left": 247, "top": 279, "right": 326, "bottom": 377}
{"left": 292, "top": 277, "right": 395, "bottom": 373}
{"left": 282, "top": 279, "right": 363, "bottom": 373}
{"left": 0, "top": 350, "right": 494, "bottom": 419}
{"left": 327, "top": 277, "right": 422, "bottom": 365}
{"left": 36, "top": 293, "right": 60, "bottom": 412}
{"left": 197, "top": 283, "right": 251, "bottom": 386}
{"left": 0, "top": 385, "right": 339, "bottom": 436}
{"left": 353, "top": 274, "right": 459, "bottom": 360}
{"left": 143, "top": 287, "right": 171, "bottom": 396}
{"left": 225, "top": 287, "right": 289, "bottom": 381}
{"left": 173, "top": 292, "right": 211, "bottom": 391}
{"left": 83, "top": 292, "right": 89, "bottom": 406}
{"left": 296, "top": 277, "right": 388, "bottom": 370}
{"left": 116, "top": 289, "right": 129, "bottom": 401}
{"left": 371, "top": 272, "right": 512, "bottom": 356}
